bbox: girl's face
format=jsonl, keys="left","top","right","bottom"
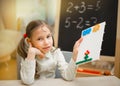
{"left": 30, "top": 26, "right": 53, "bottom": 54}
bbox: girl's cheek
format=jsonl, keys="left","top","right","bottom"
{"left": 32, "top": 43, "right": 42, "bottom": 49}
{"left": 50, "top": 38, "right": 53, "bottom": 45}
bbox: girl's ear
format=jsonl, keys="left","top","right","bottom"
{"left": 26, "top": 38, "right": 31, "bottom": 44}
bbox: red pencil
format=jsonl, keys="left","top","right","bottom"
{"left": 77, "top": 68, "right": 102, "bottom": 75}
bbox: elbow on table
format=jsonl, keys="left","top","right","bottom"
{"left": 63, "top": 76, "right": 74, "bottom": 81}
{"left": 21, "top": 78, "right": 34, "bottom": 85}
{"left": 62, "top": 74, "right": 75, "bottom": 81}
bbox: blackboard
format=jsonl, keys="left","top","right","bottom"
{"left": 58, "top": 0, "right": 118, "bottom": 56}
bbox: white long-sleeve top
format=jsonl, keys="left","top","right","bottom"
{"left": 19, "top": 48, "right": 77, "bottom": 85}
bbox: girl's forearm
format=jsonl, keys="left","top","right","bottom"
{"left": 20, "top": 59, "right": 36, "bottom": 85}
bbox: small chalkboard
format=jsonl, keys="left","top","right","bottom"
{"left": 57, "top": 0, "right": 118, "bottom": 56}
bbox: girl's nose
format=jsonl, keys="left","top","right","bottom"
{"left": 44, "top": 38, "right": 49, "bottom": 44}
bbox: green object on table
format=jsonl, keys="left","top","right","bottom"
{"left": 76, "top": 58, "right": 92, "bottom": 65}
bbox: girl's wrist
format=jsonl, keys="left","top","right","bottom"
{"left": 72, "top": 56, "right": 77, "bottom": 62}
{"left": 27, "top": 52, "right": 35, "bottom": 60}
{"left": 72, "top": 52, "right": 78, "bottom": 62}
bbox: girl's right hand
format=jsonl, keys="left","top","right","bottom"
{"left": 27, "top": 43, "right": 45, "bottom": 60}
{"left": 72, "top": 37, "right": 83, "bottom": 62}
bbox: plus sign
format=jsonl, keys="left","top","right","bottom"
{"left": 74, "top": 5, "right": 79, "bottom": 11}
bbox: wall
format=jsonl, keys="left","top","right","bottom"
{"left": 0, "top": 0, "right": 16, "bottom": 30}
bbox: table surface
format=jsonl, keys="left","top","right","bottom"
{"left": 0, "top": 76, "right": 120, "bottom": 86}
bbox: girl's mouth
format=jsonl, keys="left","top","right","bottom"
{"left": 43, "top": 46, "right": 51, "bottom": 50}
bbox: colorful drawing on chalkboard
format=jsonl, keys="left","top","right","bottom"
{"left": 76, "top": 22, "right": 106, "bottom": 65}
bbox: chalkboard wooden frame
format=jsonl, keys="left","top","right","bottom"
{"left": 114, "top": 0, "right": 120, "bottom": 78}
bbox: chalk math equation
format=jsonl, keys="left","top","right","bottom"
{"left": 64, "top": 0, "right": 102, "bottom": 29}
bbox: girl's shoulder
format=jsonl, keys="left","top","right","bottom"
{"left": 51, "top": 47, "right": 64, "bottom": 57}
{"left": 51, "top": 47, "right": 61, "bottom": 53}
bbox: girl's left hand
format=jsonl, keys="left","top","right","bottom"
{"left": 72, "top": 37, "right": 83, "bottom": 62}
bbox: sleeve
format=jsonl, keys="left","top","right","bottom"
{"left": 54, "top": 49, "right": 77, "bottom": 81}
{"left": 20, "top": 58, "right": 36, "bottom": 85}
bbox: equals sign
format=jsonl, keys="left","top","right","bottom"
{"left": 72, "top": 21, "right": 77, "bottom": 23}
{"left": 85, "top": 21, "right": 91, "bottom": 26}
{"left": 87, "top": 5, "right": 94, "bottom": 10}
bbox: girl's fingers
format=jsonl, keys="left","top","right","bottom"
{"left": 74, "top": 37, "right": 83, "bottom": 49}
{"left": 35, "top": 48, "right": 41, "bottom": 55}
{"left": 76, "top": 37, "right": 83, "bottom": 45}
{"left": 77, "top": 37, "right": 83, "bottom": 47}
{"left": 34, "top": 48, "right": 45, "bottom": 58}
{"left": 78, "top": 37, "right": 83, "bottom": 44}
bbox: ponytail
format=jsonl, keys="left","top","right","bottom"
{"left": 17, "top": 38, "right": 28, "bottom": 59}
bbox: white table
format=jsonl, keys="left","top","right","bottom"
{"left": 0, "top": 76, "right": 120, "bottom": 86}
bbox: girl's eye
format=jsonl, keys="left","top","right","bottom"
{"left": 37, "top": 38, "right": 42, "bottom": 41}
{"left": 47, "top": 35, "right": 52, "bottom": 39}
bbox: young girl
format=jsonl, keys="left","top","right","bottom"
{"left": 17, "top": 20, "right": 83, "bottom": 85}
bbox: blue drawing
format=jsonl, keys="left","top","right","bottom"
{"left": 82, "top": 27, "right": 92, "bottom": 36}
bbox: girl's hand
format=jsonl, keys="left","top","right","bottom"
{"left": 27, "top": 42, "right": 45, "bottom": 60}
{"left": 72, "top": 37, "right": 83, "bottom": 62}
